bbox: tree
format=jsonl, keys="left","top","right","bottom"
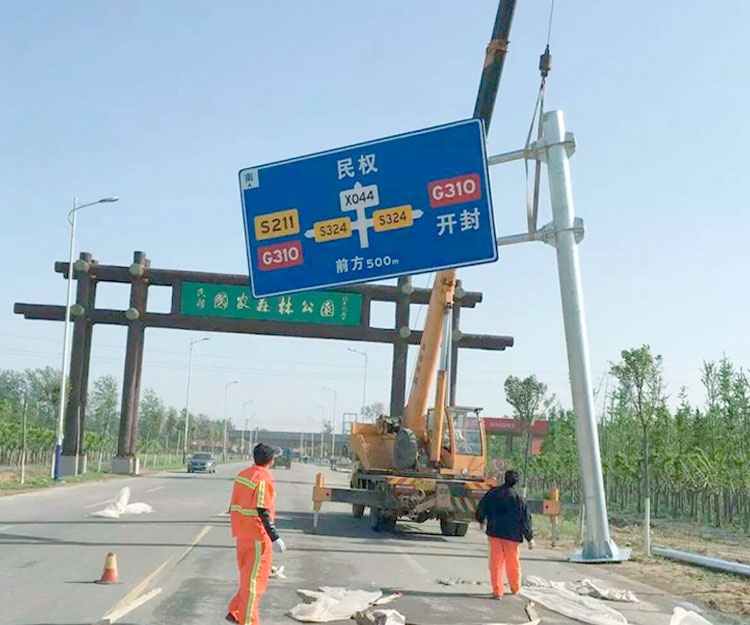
{"left": 610, "top": 345, "right": 665, "bottom": 555}
{"left": 88, "top": 376, "right": 119, "bottom": 437}
{"left": 139, "top": 389, "right": 166, "bottom": 443}
{"left": 504, "top": 375, "right": 554, "bottom": 494}
{"left": 362, "top": 401, "right": 385, "bottom": 421}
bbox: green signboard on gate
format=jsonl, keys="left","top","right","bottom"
{"left": 180, "top": 282, "right": 362, "bottom": 326}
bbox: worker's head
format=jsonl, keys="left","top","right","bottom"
{"left": 253, "top": 443, "right": 276, "bottom": 467}
{"left": 504, "top": 470, "right": 520, "bottom": 487}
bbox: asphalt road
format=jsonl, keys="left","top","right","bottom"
{"left": 0, "top": 461, "right": 709, "bottom": 625}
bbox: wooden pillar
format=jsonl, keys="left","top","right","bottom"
{"left": 390, "top": 277, "right": 411, "bottom": 418}
{"left": 118, "top": 252, "right": 149, "bottom": 458}
{"left": 62, "top": 253, "right": 95, "bottom": 458}
{"left": 450, "top": 280, "right": 462, "bottom": 406}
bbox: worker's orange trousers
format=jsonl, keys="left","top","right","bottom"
{"left": 488, "top": 536, "right": 521, "bottom": 596}
{"left": 228, "top": 538, "right": 273, "bottom": 625}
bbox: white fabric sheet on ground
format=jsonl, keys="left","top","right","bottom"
{"left": 289, "top": 587, "right": 384, "bottom": 622}
{"left": 354, "top": 609, "right": 407, "bottom": 625}
{"left": 89, "top": 487, "right": 153, "bottom": 518}
{"left": 670, "top": 607, "right": 714, "bottom": 625}
{"left": 525, "top": 575, "right": 638, "bottom": 602}
{"left": 520, "top": 586, "right": 629, "bottom": 625}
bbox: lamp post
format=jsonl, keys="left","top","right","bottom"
{"left": 53, "top": 196, "right": 119, "bottom": 480}
{"left": 314, "top": 403, "right": 325, "bottom": 457}
{"left": 223, "top": 381, "right": 238, "bottom": 461}
{"left": 182, "top": 337, "right": 210, "bottom": 463}
{"left": 242, "top": 400, "right": 254, "bottom": 457}
{"left": 323, "top": 386, "right": 337, "bottom": 458}
{"left": 347, "top": 347, "right": 368, "bottom": 421}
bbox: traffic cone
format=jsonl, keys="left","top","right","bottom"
{"left": 96, "top": 552, "right": 119, "bottom": 584}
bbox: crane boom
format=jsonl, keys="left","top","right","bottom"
{"left": 401, "top": 0, "right": 517, "bottom": 445}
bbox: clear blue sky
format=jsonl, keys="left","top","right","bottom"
{"left": 1, "top": 1, "right": 747, "bottom": 431}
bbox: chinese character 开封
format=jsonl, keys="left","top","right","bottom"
{"left": 460, "top": 207, "right": 481, "bottom": 231}
{"left": 437, "top": 213, "right": 456, "bottom": 236}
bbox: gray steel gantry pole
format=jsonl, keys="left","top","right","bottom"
{"left": 543, "top": 110, "right": 626, "bottom": 562}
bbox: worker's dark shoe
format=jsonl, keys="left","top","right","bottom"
{"left": 225, "top": 612, "right": 240, "bottom": 624}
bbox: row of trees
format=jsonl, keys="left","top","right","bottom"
{"left": 495, "top": 348, "right": 750, "bottom": 532}
{"left": 0, "top": 368, "right": 232, "bottom": 464}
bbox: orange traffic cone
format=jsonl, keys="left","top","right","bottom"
{"left": 96, "top": 552, "right": 119, "bottom": 584}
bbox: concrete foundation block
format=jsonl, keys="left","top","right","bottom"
{"left": 111, "top": 456, "right": 140, "bottom": 475}
{"left": 59, "top": 455, "right": 86, "bottom": 477}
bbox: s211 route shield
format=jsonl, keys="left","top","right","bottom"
{"left": 238, "top": 118, "right": 498, "bottom": 298}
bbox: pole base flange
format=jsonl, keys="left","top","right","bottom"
{"left": 569, "top": 539, "right": 631, "bottom": 563}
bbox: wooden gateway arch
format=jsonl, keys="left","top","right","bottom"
{"left": 14, "top": 251, "right": 513, "bottom": 475}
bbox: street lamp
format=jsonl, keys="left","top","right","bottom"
{"left": 323, "top": 386, "right": 337, "bottom": 458}
{"left": 223, "top": 381, "right": 239, "bottom": 461}
{"left": 182, "top": 337, "right": 210, "bottom": 463}
{"left": 347, "top": 347, "right": 368, "bottom": 422}
{"left": 242, "top": 400, "right": 254, "bottom": 457}
{"left": 314, "top": 403, "right": 325, "bottom": 458}
{"left": 53, "top": 195, "right": 119, "bottom": 480}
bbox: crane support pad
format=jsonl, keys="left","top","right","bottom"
{"left": 313, "top": 486, "right": 385, "bottom": 507}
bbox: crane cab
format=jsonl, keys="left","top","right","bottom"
{"left": 427, "top": 406, "right": 487, "bottom": 479}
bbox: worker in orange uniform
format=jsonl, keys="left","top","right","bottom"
{"left": 476, "top": 470, "right": 534, "bottom": 599}
{"left": 226, "top": 443, "right": 287, "bottom": 625}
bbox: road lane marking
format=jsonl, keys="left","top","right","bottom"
{"left": 145, "top": 486, "right": 166, "bottom": 493}
{"left": 176, "top": 524, "right": 213, "bottom": 564}
{"left": 100, "top": 558, "right": 172, "bottom": 624}
{"left": 100, "top": 587, "right": 162, "bottom": 624}
{"left": 0, "top": 525, "right": 12, "bottom": 531}
{"left": 392, "top": 543, "right": 429, "bottom": 574}
{"left": 83, "top": 499, "right": 113, "bottom": 509}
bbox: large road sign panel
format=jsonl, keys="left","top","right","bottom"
{"left": 239, "top": 119, "right": 497, "bottom": 298}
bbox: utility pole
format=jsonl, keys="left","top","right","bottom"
{"left": 223, "top": 380, "right": 238, "bottom": 461}
{"left": 20, "top": 395, "right": 27, "bottom": 485}
{"left": 323, "top": 386, "right": 337, "bottom": 457}
{"left": 543, "top": 110, "right": 623, "bottom": 562}
{"left": 183, "top": 337, "right": 210, "bottom": 463}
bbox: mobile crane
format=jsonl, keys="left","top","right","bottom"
{"left": 311, "top": 2, "right": 517, "bottom": 535}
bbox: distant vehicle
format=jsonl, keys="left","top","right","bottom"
{"left": 274, "top": 446, "right": 292, "bottom": 469}
{"left": 187, "top": 452, "right": 216, "bottom": 473}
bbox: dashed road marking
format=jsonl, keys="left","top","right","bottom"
{"left": 83, "top": 499, "right": 113, "bottom": 510}
{"left": 145, "top": 486, "right": 166, "bottom": 493}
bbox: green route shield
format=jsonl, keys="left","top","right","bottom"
{"left": 180, "top": 282, "right": 362, "bottom": 326}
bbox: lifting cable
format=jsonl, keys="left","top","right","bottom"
{"left": 524, "top": 0, "right": 555, "bottom": 235}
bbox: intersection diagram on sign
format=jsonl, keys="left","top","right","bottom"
{"left": 239, "top": 118, "right": 498, "bottom": 298}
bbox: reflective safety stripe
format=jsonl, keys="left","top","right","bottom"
{"left": 256, "top": 480, "right": 266, "bottom": 507}
{"left": 245, "top": 540, "right": 263, "bottom": 625}
{"left": 236, "top": 476, "right": 258, "bottom": 490}
{"left": 230, "top": 504, "right": 259, "bottom": 517}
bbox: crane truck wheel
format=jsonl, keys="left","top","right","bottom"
{"left": 453, "top": 522, "right": 469, "bottom": 536}
{"left": 370, "top": 507, "right": 395, "bottom": 533}
{"left": 352, "top": 504, "right": 365, "bottom": 518}
{"left": 440, "top": 518, "right": 457, "bottom": 536}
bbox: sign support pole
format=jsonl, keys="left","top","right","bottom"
{"left": 543, "top": 110, "right": 626, "bottom": 562}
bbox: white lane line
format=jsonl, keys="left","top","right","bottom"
{"left": 175, "top": 524, "right": 213, "bottom": 564}
{"left": 101, "top": 587, "right": 162, "bottom": 624}
{"left": 83, "top": 499, "right": 113, "bottom": 509}
{"left": 0, "top": 525, "right": 12, "bottom": 531}
{"left": 145, "top": 486, "right": 166, "bottom": 493}
{"left": 392, "top": 543, "right": 430, "bottom": 575}
{"left": 99, "top": 558, "right": 173, "bottom": 625}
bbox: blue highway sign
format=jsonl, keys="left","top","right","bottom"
{"left": 239, "top": 118, "right": 498, "bottom": 298}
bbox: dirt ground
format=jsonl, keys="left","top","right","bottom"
{"left": 535, "top": 513, "right": 750, "bottom": 621}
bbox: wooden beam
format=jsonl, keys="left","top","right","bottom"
{"left": 55, "top": 261, "right": 483, "bottom": 307}
{"left": 14, "top": 303, "right": 513, "bottom": 350}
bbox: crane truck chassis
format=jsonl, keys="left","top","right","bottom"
{"left": 312, "top": 406, "right": 497, "bottom": 536}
